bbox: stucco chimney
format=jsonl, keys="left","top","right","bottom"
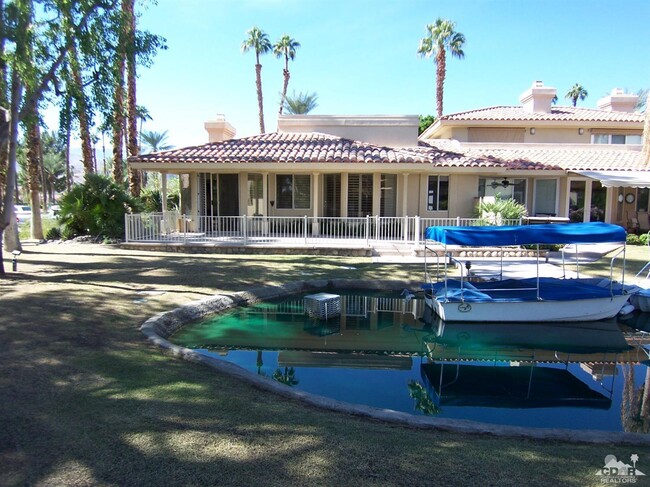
{"left": 519, "top": 81, "right": 557, "bottom": 114}
{"left": 204, "top": 114, "right": 236, "bottom": 142}
{"left": 596, "top": 89, "right": 639, "bottom": 113}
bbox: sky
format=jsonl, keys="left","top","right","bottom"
{"left": 53, "top": 0, "right": 650, "bottom": 153}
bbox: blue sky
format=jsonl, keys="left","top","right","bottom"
{"left": 127, "top": 0, "right": 650, "bottom": 148}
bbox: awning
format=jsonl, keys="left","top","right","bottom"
{"left": 573, "top": 170, "right": 650, "bottom": 188}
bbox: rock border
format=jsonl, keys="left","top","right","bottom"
{"left": 140, "top": 279, "right": 650, "bottom": 446}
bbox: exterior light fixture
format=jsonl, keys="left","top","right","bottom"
{"left": 11, "top": 249, "right": 21, "bottom": 272}
{"left": 578, "top": 128, "right": 585, "bottom": 135}
{"left": 530, "top": 128, "right": 536, "bottom": 135}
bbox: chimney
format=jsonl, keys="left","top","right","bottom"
{"left": 597, "top": 89, "right": 639, "bottom": 113}
{"left": 204, "top": 114, "right": 236, "bottom": 142}
{"left": 519, "top": 81, "right": 557, "bottom": 114}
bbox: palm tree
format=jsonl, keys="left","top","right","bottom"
{"left": 283, "top": 91, "right": 318, "bottom": 114}
{"left": 273, "top": 34, "right": 300, "bottom": 115}
{"left": 565, "top": 83, "right": 588, "bottom": 107}
{"left": 125, "top": 0, "right": 141, "bottom": 197}
{"left": 418, "top": 18, "right": 465, "bottom": 117}
{"left": 241, "top": 27, "right": 272, "bottom": 134}
{"left": 141, "top": 130, "right": 173, "bottom": 154}
{"left": 643, "top": 93, "right": 650, "bottom": 167}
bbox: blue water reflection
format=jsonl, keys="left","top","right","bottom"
{"left": 170, "top": 291, "right": 650, "bottom": 432}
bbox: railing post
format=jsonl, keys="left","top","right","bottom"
{"left": 375, "top": 215, "right": 380, "bottom": 242}
{"left": 124, "top": 214, "right": 130, "bottom": 242}
{"left": 456, "top": 216, "right": 461, "bottom": 227}
{"left": 242, "top": 215, "right": 248, "bottom": 244}
{"left": 183, "top": 215, "right": 187, "bottom": 245}
{"left": 403, "top": 215, "right": 408, "bottom": 243}
{"left": 304, "top": 215, "right": 308, "bottom": 244}
{"left": 414, "top": 216, "right": 420, "bottom": 247}
{"left": 365, "top": 215, "right": 370, "bottom": 245}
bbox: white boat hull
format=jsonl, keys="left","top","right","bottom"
{"left": 425, "top": 294, "right": 630, "bottom": 322}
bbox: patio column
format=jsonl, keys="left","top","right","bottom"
{"left": 401, "top": 173, "right": 409, "bottom": 216}
{"left": 584, "top": 181, "right": 593, "bottom": 222}
{"left": 312, "top": 172, "right": 320, "bottom": 236}
{"left": 161, "top": 171, "right": 168, "bottom": 212}
{"left": 372, "top": 172, "right": 381, "bottom": 216}
{"left": 341, "top": 173, "right": 349, "bottom": 218}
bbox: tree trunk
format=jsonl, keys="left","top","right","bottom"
{"left": 125, "top": 0, "right": 140, "bottom": 196}
{"left": 255, "top": 63, "right": 265, "bottom": 134}
{"left": 279, "top": 64, "right": 289, "bottom": 116}
{"left": 69, "top": 46, "right": 94, "bottom": 174}
{"left": 435, "top": 47, "right": 446, "bottom": 117}
{"left": 643, "top": 93, "right": 650, "bottom": 166}
{"left": 26, "top": 107, "right": 44, "bottom": 240}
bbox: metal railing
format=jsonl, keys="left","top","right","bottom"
{"left": 124, "top": 211, "right": 523, "bottom": 246}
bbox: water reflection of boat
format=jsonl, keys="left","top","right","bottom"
{"left": 428, "top": 318, "right": 632, "bottom": 355}
{"left": 420, "top": 317, "right": 635, "bottom": 411}
{"left": 420, "top": 363, "right": 612, "bottom": 409}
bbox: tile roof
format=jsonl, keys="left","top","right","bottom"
{"left": 440, "top": 106, "right": 645, "bottom": 123}
{"left": 129, "top": 131, "right": 646, "bottom": 173}
{"left": 130, "top": 132, "right": 509, "bottom": 167}
{"left": 426, "top": 140, "right": 646, "bottom": 172}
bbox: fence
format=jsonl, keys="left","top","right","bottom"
{"left": 124, "top": 211, "right": 523, "bottom": 247}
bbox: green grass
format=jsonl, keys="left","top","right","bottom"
{"left": 1, "top": 242, "right": 648, "bottom": 487}
{"left": 17, "top": 217, "right": 60, "bottom": 240}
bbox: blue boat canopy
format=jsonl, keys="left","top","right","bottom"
{"left": 424, "top": 222, "right": 626, "bottom": 246}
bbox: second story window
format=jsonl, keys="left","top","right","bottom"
{"left": 592, "top": 133, "right": 642, "bottom": 145}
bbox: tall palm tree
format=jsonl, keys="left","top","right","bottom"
{"left": 273, "top": 34, "right": 300, "bottom": 115}
{"left": 418, "top": 18, "right": 465, "bottom": 117}
{"left": 643, "top": 93, "right": 650, "bottom": 166}
{"left": 241, "top": 27, "right": 272, "bottom": 134}
{"left": 125, "top": 0, "right": 141, "bottom": 196}
{"left": 283, "top": 91, "right": 318, "bottom": 114}
{"left": 141, "top": 130, "right": 173, "bottom": 154}
{"left": 565, "top": 83, "right": 588, "bottom": 107}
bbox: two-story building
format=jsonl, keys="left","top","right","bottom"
{"left": 127, "top": 81, "right": 647, "bottom": 243}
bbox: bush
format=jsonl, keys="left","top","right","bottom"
{"left": 475, "top": 194, "right": 528, "bottom": 225}
{"left": 139, "top": 188, "right": 180, "bottom": 213}
{"left": 45, "top": 226, "right": 62, "bottom": 240}
{"left": 627, "top": 234, "right": 641, "bottom": 245}
{"left": 57, "top": 174, "right": 143, "bottom": 239}
{"left": 640, "top": 233, "right": 650, "bottom": 247}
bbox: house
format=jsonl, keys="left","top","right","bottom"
{"left": 127, "top": 82, "right": 647, "bottom": 244}
{"left": 419, "top": 81, "right": 647, "bottom": 227}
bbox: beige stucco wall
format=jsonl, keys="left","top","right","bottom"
{"left": 278, "top": 115, "right": 420, "bottom": 148}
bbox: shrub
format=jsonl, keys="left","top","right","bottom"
{"left": 627, "top": 234, "right": 641, "bottom": 245}
{"left": 45, "top": 226, "right": 62, "bottom": 240}
{"left": 57, "top": 174, "right": 143, "bottom": 239}
{"left": 640, "top": 233, "right": 650, "bottom": 247}
{"left": 139, "top": 188, "right": 180, "bottom": 213}
{"left": 475, "top": 194, "right": 528, "bottom": 225}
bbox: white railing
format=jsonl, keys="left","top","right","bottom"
{"left": 124, "top": 212, "right": 523, "bottom": 246}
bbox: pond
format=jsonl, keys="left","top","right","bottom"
{"left": 169, "top": 291, "right": 650, "bottom": 433}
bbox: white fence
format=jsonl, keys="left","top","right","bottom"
{"left": 124, "top": 211, "right": 523, "bottom": 247}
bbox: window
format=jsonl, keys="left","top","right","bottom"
{"left": 276, "top": 174, "right": 311, "bottom": 209}
{"left": 533, "top": 179, "right": 557, "bottom": 216}
{"left": 380, "top": 174, "right": 397, "bottom": 217}
{"left": 477, "top": 178, "right": 525, "bottom": 205}
{"left": 427, "top": 176, "right": 449, "bottom": 211}
{"left": 348, "top": 174, "right": 373, "bottom": 217}
{"left": 247, "top": 173, "right": 263, "bottom": 215}
{"left": 592, "top": 133, "right": 642, "bottom": 145}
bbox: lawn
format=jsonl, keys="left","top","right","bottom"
{"left": 1, "top": 242, "right": 649, "bottom": 487}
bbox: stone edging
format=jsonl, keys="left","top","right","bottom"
{"left": 140, "top": 279, "right": 650, "bottom": 446}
